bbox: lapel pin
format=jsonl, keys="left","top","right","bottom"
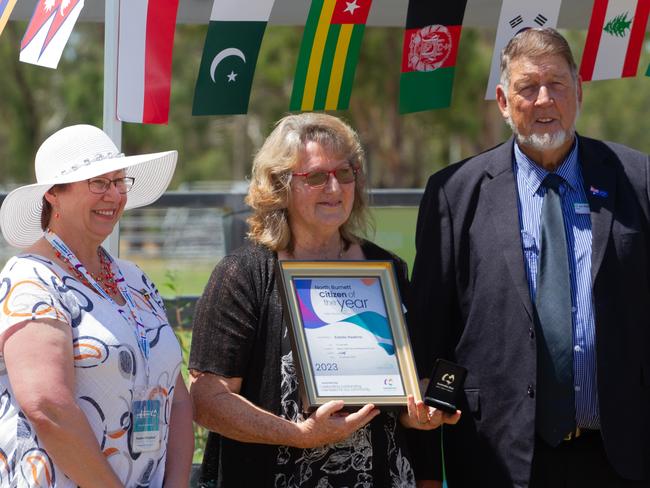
{"left": 589, "top": 185, "right": 608, "bottom": 198}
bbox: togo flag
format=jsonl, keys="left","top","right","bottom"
{"left": 192, "top": 1, "right": 276, "bottom": 115}
{"left": 0, "top": 0, "right": 17, "bottom": 37}
{"left": 117, "top": 0, "right": 180, "bottom": 124}
{"left": 290, "top": 0, "right": 373, "bottom": 111}
{"left": 485, "top": 0, "right": 562, "bottom": 99}
{"left": 399, "top": 0, "right": 468, "bottom": 113}
{"left": 20, "top": 0, "right": 84, "bottom": 69}
{"left": 579, "top": 0, "right": 650, "bottom": 81}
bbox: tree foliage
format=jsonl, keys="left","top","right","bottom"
{"left": 0, "top": 23, "right": 649, "bottom": 189}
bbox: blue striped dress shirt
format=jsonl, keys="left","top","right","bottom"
{"left": 513, "top": 140, "right": 600, "bottom": 430}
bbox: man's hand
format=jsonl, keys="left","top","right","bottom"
{"left": 400, "top": 395, "right": 461, "bottom": 430}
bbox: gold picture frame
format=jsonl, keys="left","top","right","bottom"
{"left": 277, "top": 260, "right": 421, "bottom": 411}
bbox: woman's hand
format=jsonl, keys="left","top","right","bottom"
{"left": 191, "top": 372, "right": 380, "bottom": 449}
{"left": 399, "top": 395, "right": 461, "bottom": 430}
{"left": 295, "top": 401, "right": 380, "bottom": 448}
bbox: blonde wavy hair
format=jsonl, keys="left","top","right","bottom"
{"left": 246, "top": 113, "right": 371, "bottom": 252}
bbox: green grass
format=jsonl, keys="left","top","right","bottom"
{"left": 370, "top": 206, "right": 417, "bottom": 270}
{"left": 126, "top": 259, "right": 215, "bottom": 298}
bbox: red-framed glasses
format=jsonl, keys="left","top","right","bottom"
{"left": 291, "top": 166, "right": 358, "bottom": 188}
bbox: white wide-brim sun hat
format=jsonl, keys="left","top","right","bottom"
{"left": 0, "top": 124, "right": 178, "bottom": 249}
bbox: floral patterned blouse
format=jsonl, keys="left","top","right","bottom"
{"left": 0, "top": 253, "right": 182, "bottom": 487}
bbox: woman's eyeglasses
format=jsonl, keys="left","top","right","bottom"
{"left": 87, "top": 177, "right": 135, "bottom": 194}
{"left": 292, "top": 167, "right": 358, "bottom": 188}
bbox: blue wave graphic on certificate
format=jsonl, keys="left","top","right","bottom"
{"left": 294, "top": 278, "right": 395, "bottom": 355}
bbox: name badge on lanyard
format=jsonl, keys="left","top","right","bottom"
{"left": 44, "top": 231, "right": 162, "bottom": 451}
{"left": 132, "top": 386, "right": 162, "bottom": 452}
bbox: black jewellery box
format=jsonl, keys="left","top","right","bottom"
{"left": 424, "top": 358, "right": 468, "bottom": 414}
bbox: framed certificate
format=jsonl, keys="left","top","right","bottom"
{"left": 277, "top": 260, "right": 422, "bottom": 411}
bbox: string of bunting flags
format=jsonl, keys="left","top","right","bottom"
{"left": 1, "top": 0, "right": 649, "bottom": 122}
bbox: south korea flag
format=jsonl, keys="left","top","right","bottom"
{"left": 485, "top": 0, "right": 563, "bottom": 100}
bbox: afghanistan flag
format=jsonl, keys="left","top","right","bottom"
{"left": 579, "top": 0, "right": 650, "bottom": 81}
{"left": 192, "top": 0, "right": 276, "bottom": 115}
{"left": 399, "top": 1, "right": 468, "bottom": 113}
{"left": 290, "top": 0, "right": 373, "bottom": 111}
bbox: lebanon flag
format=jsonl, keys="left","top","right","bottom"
{"left": 0, "top": 0, "right": 18, "bottom": 38}
{"left": 290, "top": 0, "right": 373, "bottom": 111}
{"left": 117, "top": 0, "right": 180, "bottom": 124}
{"left": 193, "top": 0, "right": 276, "bottom": 115}
{"left": 20, "top": 0, "right": 84, "bottom": 69}
{"left": 579, "top": 0, "right": 650, "bottom": 81}
{"left": 485, "top": 0, "right": 562, "bottom": 99}
{"left": 399, "top": 1, "right": 468, "bottom": 113}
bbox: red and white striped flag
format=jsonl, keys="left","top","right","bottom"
{"left": 117, "top": 0, "right": 180, "bottom": 124}
{"left": 580, "top": 0, "right": 650, "bottom": 81}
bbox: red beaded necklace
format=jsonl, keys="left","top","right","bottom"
{"left": 56, "top": 248, "right": 120, "bottom": 297}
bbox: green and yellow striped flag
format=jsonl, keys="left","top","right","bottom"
{"left": 290, "top": 0, "right": 373, "bottom": 111}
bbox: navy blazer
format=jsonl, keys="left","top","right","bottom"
{"left": 410, "top": 135, "right": 650, "bottom": 487}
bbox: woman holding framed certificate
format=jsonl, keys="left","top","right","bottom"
{"left": 189, "top": 113, "right": 459, "bottom": 487}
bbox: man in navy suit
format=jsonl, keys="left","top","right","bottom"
{"left": 411, "top": 28, "right": 650, "bottom": 488}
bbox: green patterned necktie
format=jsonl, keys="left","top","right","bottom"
{"left": 535, "top": 173, "right": 575, "bottom": 446}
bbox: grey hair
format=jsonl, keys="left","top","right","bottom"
{"left": 499, "top": 27, "right": 578, "bottom": 92}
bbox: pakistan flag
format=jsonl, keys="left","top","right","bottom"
{"left": 192, "top": 1, "right": 276, "bottom": 115}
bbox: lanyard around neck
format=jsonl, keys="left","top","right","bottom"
{"left": 45, "top": 230, "right": 150, "bottom": 361}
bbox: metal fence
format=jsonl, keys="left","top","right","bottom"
{"left": 0, "top": 189, "right": 423, "bottom": 328}
{"left": 0, "top": 189, "right": 424, "bottom": 263}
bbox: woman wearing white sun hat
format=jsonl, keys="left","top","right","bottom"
{"left": 0, "top": 125, "right": 193, "bottom": 487}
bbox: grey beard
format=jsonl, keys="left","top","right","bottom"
{"left": 505, "top": 102, "right": 580, "bottom": 153}
{"left": 505, "top": 116, "right": 576, "bottom": 152}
